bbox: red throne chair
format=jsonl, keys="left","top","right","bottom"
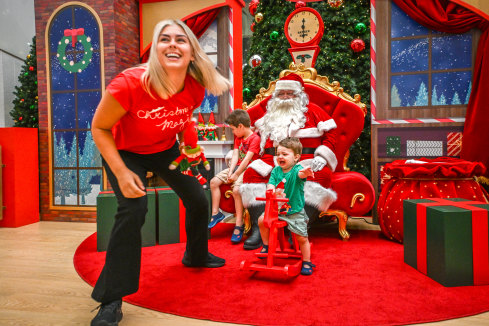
{"left": 220, "top": 63, "right": 375, "bottom": 240}
{"left": 240, "top": 189, "right": 303, "bottom": 277}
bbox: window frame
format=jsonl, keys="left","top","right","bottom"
{"left": 46, "top": 3, "right": 105, "bottom": 210}
{"left": 375, "top": 1, "right": 480, "bottom": 121}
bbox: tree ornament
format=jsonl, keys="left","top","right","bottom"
{"left": 250, "top": 22, "right": 255, "bottom": 33}
{"left": 27, "top": 54, "right": 31, "bottom": 59}
{"left": 20, "top": 99, "right": 24, "bottom": 102}
{"left": 19, "top": 117, "right": 23, "bottom": 121}
{"left": 295, "top": 1, "right": 306, "bottom": 9}
{"left": 35, "top": 96, "right": 38, "bottom": 100}
{"left": 255, "top": 13, "right": 263, "bottom": 23}
{"left": 30, "top": 105, "right": 35, "bottom": 109}
{"left": 249, "top": 0, "right": 259, "bottom": 16}
{"left": 29, "top": 66, "right": 34, "bottom": 71}
{"left": 355, "top": 22, "right": 367, "bottom": 34}
{"left": 57, "top": 28, "right": 93, "bottom": 73}
{"left": 350, "top": 38, "right": 366, "bottom": 52}
{"left": 35, "top": 81, "right": 37, "bottom": 85}
{"left": 249, "top": 54, "right": 262, "bottom": 68}
{"left": 270, "top": 31, "right": 279, "bottom": 41}
{"left": 328, "top": 0, "right": 344, "bottom": 9}
{"left": 24, "top": 72, "right": 29, "bottom": 76}
{"left": 243, "top": 88, "right": 251, "bottom": 97}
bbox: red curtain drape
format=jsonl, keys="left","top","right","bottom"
{"left": 141, "top": 8, "right": 221, "bottom": 63}
{"left": 393, "top": 0, "right": 489, "bottom": 177}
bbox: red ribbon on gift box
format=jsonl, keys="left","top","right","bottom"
{"left": 416, "top": 198, "right": 489, "bottom": 285}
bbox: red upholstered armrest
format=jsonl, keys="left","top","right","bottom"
{"left": 306, "top": 84, "right": 365, "bottom": 172}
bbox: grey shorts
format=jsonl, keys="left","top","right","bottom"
{"left": 279, "top": 208, "right": 308, "bottom": 237}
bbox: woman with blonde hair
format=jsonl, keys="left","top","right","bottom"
{"left": 90, "top": 19, "right": 230, "bottom": 326}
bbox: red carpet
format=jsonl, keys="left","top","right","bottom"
{"left": 74, "top": 224, "right": 489, "bottom": 326}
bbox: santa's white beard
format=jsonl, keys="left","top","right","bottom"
{"left": 259, "top": 97, "right": 307, "bottom": 151}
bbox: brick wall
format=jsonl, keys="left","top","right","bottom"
{"left": 35, "top": 0, "right": 139, "bottom": 222}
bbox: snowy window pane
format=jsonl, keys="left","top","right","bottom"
{"left": 78, "top": 170, "right": 102, "bottom": 206}
{"left": 50, "top": 55, "right": 75, "bottom": 91}
{"left": 78, "top": 91, "right": 100, "bottom": 129}
{"left": 49, "top": 8, "right": 72, "bottom": 53}
{"left": 207, "top": 54, "right": 218, "bottom": 67}
{"left": 77, "top": 51, "right": 101, "bottom": 90}
{"left": 54, "top": 131, "right": 77, "bottom": 168}
{"left": 54, "top": 169, "right": 77, "bottom": 205}
{"left": 78, "top": 131, "right": 102, "bottom": 168}
{"left": 74, "top": 7, "right": 100, "bottom": 50}
{"left": 53, "top": 93, "right": 76, "bottom": 129}
{"left": 199, "top": 20, "right": 218, "bottom": 53}
{"left": 391, "top": 2, "right": 428, "bottom": 38}
{"left": 49, "top": 5, "right": 103, "bottom": 207}
{"left": 432, "top": 72, "right": 472, "bottom": 106}
{"left": 432, "top": 34, "right": 472, "bottom": 70}
{"left": 196, "top": 90, "right": 218, "bottom": 113}
{"left": 391, "top": 74, "right": 429, "bottom": 107}
{"left": 391, "top": 39, "right": 428, "bottom": 73}
{"left": 406, "top": 140, "right": 443, "bottom": 157}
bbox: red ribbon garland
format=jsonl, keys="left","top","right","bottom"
{"left": 416, "top": 198, "right": 489, "bottom": 285}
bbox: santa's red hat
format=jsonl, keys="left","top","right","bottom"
{"left": 183, "top": 121, "right": 201, "bottom": 154}
{"left": 275, "top": 73, "right": 305, "bottom": 92}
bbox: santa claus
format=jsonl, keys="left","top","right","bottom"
{"left": 240, "top": 73, "right": 338, "bottom": 249}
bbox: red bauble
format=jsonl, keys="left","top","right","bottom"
{"left": 249, "top": 0, "right": 259, "bottom": 16}
{"left": 295, "top": 1, "right": 306, "bottom": 8}
{"left": 19, "top": 117, "right": 23, "bottom": 121}
{"left": 250, "top": 22, "right": 255, "bottom": 33}
{"left": 350, "top": 38, "right": 366, "bottom": 52}
{"left": 29, "top": 66, "right": 34, "bottom": 71}
{"left": 20, "top": 99, "right": 24, "bottom": 102}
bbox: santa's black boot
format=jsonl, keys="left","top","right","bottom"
{"left": 243, "top": 205, "right": 264, "bottom": 250}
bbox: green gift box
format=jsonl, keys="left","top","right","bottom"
{"left": 96, "top": 189, "right": 157, "bottom": 252}
{"left": 404, "top": 198, "right": 489, "bottom": 286}
{"left": 156, "top": 187, "right": 211, "bottom": 245}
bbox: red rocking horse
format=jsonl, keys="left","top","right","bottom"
{"left": 240, "top": 189, "right": 303, "bottom": 277}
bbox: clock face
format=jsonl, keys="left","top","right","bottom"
{"left": 286, "top": 10, "right": 321, "bottom": 45}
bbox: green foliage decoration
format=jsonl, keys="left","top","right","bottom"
{"left": 243, "top": 0, "right": 371, "bottom": 179}
{"left": 10, "top": 36, "right": 39, "bottom": 128}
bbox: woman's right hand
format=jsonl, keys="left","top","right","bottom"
{"left": 116, "top": 169, "right": 146, "bottom": 198}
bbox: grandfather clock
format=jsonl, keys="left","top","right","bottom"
{"left": 284, "top": 5, "right": 324, "bottom": 68}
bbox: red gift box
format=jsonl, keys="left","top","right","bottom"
{"left": 447, "top": 132, "right": 462, "bottom": 157}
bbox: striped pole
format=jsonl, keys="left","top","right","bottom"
{"left": 228, "top": 7, "right": 234, "bottom": 112}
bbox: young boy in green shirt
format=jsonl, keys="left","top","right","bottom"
{"left": 257, "top": 137, "right": 316, "bottom": 275}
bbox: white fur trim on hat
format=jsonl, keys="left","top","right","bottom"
{"left": 315, "top": 145, "right": 338, "bottom": 171}
{"left": 240, "top": 183, "right": 267, "bottom": 207}
{"left": 275, "top": 80, "right": 302, "bottom": 92}
{"left": 248, "top": 159, "right": 274, "bottom": 177}
{"left": 304, "top": 181, "right": 337, "bottom": 212}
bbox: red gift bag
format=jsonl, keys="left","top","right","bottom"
{"left": 378, "top": 157, "right": 488, "bottom": 243}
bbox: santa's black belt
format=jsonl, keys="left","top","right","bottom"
{"left": 263, "top": 147, "right": 316, "bottom": 156}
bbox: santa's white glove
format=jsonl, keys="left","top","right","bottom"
{"left": 311, "top": 156, "right": 327, "bottom": 172}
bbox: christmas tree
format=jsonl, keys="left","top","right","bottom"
{"left": 243, "top": 0, "right": 371, "bottom": 178}
{"left": 10, "top": 36, "right": 39, "bottom": 128}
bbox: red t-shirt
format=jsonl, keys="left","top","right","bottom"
{"left": 234, "top": 132, "right": 261, "bottom": 165}
{"left": 107, "top": 67, "right": 205, "bottom": 154}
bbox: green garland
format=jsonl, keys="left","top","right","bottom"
{"left": 57, "top": 35, "right": 93, "bottom": 73}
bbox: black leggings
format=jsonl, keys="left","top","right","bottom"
{"left": 91, "top": 143, "right": 209, "bottom": 303}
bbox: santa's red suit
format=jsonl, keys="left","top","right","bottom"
{"left": 240, "top": 75, "right": 338, "bottom": 212}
